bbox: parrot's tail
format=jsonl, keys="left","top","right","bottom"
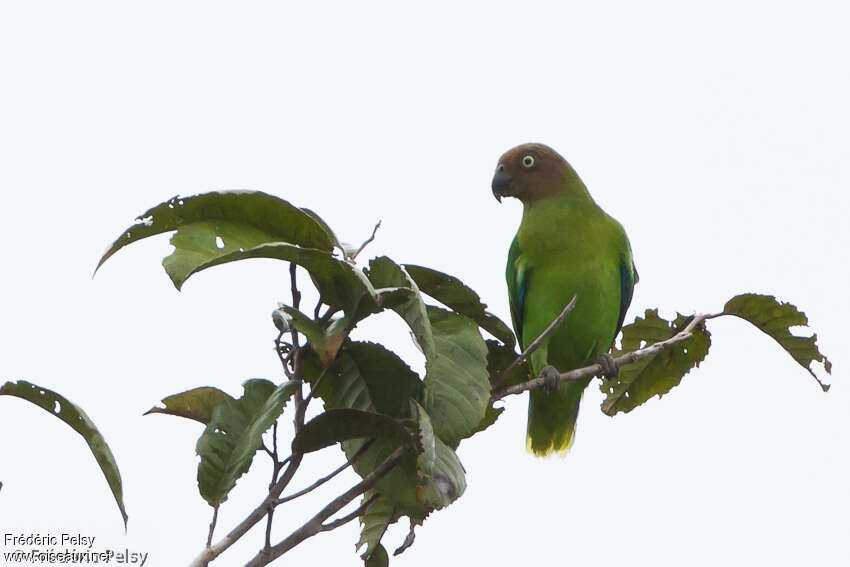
{"left": 526, "top": 377, "right": 591, "bottom": 457}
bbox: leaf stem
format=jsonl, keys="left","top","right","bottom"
{"left": 206, "top": 507, "right": 219, "bottom": 548}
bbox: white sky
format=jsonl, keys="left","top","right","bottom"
{"left": 1, "top": 2, "right": 848, "bottom": 566}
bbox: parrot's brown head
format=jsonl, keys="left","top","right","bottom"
{"left": 491, "top": 143, "right": 572, "bottom": 204}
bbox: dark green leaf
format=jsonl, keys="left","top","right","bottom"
{"left": 196, "top": 379, "right": 298, "bottom": 507}
{"left": 291, "top": 409, "right": 416, "bottom": 454}
{"left": 422, "top": 307, "right": 490, "bottom": 447}
{"left": 485, "top": 339, "right": 529, "bottom": 388}
{"left": 601, "top": 310, "right": 711, "bottom": 416}
{"left": 404, "top": 264, "right": 516, "bottom": 348}
{"left": 144, "top": 387, "right": 234, "bottom": 424}
{"left": 310, "top": 341, "right": 422, "bottom": 417}
{"left": 0, "top": 380, "right": 128, "bottom": 527}
{"left": 166, "top": 241, "right": 376, "bottom": 318}
{"left": 724, "top": 293, "right": 831, "bottom": 391}
{"left": 96, "top": 191, "right": 338, "bottom": 275}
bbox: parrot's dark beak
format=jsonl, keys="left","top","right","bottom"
{"left": 491, "top": 168, "right": 513, "bottom": 203}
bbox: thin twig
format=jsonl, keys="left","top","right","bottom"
{"left": 320, "top": 493, "right": 380, "bottom": 531}
{"left": 289, "top": 263, "right": 301, "bottom": 310}
{"left": 260, "top": 442, "right": 275, "bottom": 461}
{"left": 491, "top": 312, "right": 720, "bottom": 402}
{"left": 206, "top": 507, "right": 219, "bottom": 548}
{"left": 492, "top": 295, "right": 577, "bottom": 389}
{"left": 188, "top": 453, "right": 305, "bottom": 567}
{"left": 277, "top": 439, "right": 375, "bottom": 506}
{"left": 350, "top": 220, "right": 381, "bottom": 261}
{"left": 243, "top": 444, "right": 410, "bottom": 567}
{"left": 303, "top": 368, "right": 329, "bottom": 405}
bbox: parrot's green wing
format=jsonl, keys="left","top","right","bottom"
{"left": 506, "top": 236, "right": 531, "bottom": 348}
{"left": 616, "top": 260, "right": 639, "bottom": 338}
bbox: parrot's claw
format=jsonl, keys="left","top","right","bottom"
{"left": 596, "top": 353, "right": 619, "bottom": 378}
{"left": 540, "top": 365, "right": 561, "bottom": 393}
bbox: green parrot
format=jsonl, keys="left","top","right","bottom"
{"left": 492, "top": 143, "right": 638, "bottom": 456}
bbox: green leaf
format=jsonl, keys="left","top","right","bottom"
{"left": 0, "top": 380, "right": 128, "bottom": 527}
{"left": 404, "top": 264, "right": 516, "bottom": 348}
{"left": 181, "top": 242, "right": 375, "bottom": 313}
{"left": 363, "top": 262, "right": 491, "bottom": 447}
{"left": 357, "top": 492, "right": 397, "bottom": 561}
{"left": 344, "top": 437, "right": 423, "bottom": 515}
{"left": 417, "top": 437, "right": 466, "bottom": 510}
{"left": 291, "top": 409, "right": 416, "bottom": 454}
{"left": 196, "top": 379, "right": 298, "bottom": 507}
{"left": 367, "top": 257, "right": 434, "bottom": 355}
{"left": 600, "top": 310, "right": 711, "bottom": 416}
{"left": 96, "top": 191, "right": 338, "bottom": 275}
{"left": 144, "top": 387, "right": 234, "bottom": 424}
{"left": 310, "top": 341, "right": 422, "bottom": 417}
{"left": 422, "top": 307, "right": 490, "bottom": 447}
{"left": 724, "top": 293, "right": 832, "bottom": 391}
{"left": 485, "top": 339, "right": 529, "bottom": 388}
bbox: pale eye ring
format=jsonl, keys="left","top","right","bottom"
{"left": 521, "top": 155, "right": 535, "bottom": 168}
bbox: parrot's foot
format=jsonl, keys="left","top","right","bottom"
{"left": 540, "top": 365, "right": 561, "bottom": 393}
{"left": 596, "top": 353, "right": 619, "bottom": 378}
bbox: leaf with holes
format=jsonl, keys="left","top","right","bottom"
{"left": 291, "top": 409, "right": 416, "bottom": 454}
{"left": 724, "top": 293, "right": 831, "bottom": 391}
{"left": 0, "top": 380, "right": 128, "bottom": 527}
{"left": 95, "top": 191, "right": 339, "bottom": 279}
{"left": 404, "top": 264, "right": 516, "bottom": 348}
{"left": 422, "top": 307, "right": 490, "bottom": 447}
{"left": 196, "top": 379, "right": 298, "bottom": 507}
{"left": 144, "top": 387, "right": 234, "bottom": 425}
{"left": 600, "top": 310, "right": 711, "bottom": 416}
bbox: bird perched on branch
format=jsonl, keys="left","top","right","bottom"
{"left": 492, "top": 143, "right": 638, "bottom": 456}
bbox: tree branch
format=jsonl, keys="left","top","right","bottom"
{"left": 187, "top": 454, "right": 304, "bottom": 567}
{"left": 492, "top": 295, "right": 576, "bottom": 388}
{"left": 319, "top": 492, "right": 380, "bottom": 531}
{"left": 276, "top": 439, "right": 374, "bottom": 505}
{"left": 490, "top": 312, "right": 719, "bottom": 402}
{"left": 243, "top": 444, "right": 410, "bottom": 567}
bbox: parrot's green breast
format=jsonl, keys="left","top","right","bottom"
{"left": 507, "top": 193, "right": 636, "bottom": 455}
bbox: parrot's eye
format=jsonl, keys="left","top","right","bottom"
{"left": 521, "top": 155, "right": 535, "bottom": 168}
